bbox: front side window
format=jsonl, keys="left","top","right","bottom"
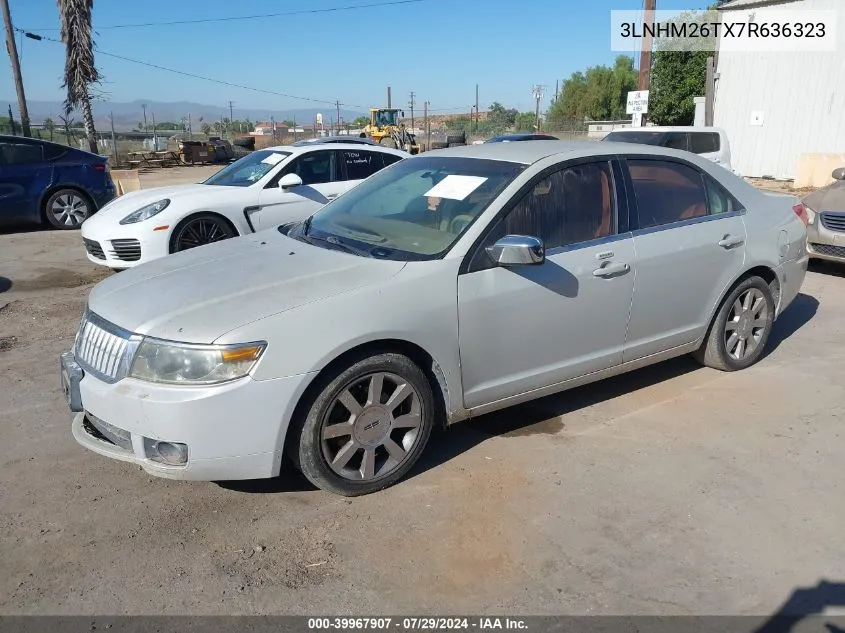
{"left": 342, "top": 150, "right": 382, "bottom": 180}
{"left": 282, "top": 150, "right": 337, "bottom": 185}
{"left": 0, "top": 142, "right": 43, "bottom": 165}
{"left": 203, "top": 150, "right": 291, "bottom": 187}
{"left": 628, "top": 159, "right": 708, "bottom": 228}
{"left": 301, "top": 156, "right": 525, "bottom": 260}
{"left": 488, "top": 161, "right": 616, "bottom": 251}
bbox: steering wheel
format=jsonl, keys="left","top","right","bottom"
{"left": 449, "top": 214, "right": 475, "bottom": 234}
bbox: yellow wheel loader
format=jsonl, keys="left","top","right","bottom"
{"left": 359, "top": 108, "right": 420, "bottom": 154}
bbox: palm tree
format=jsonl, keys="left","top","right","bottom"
{"left": 57, "top": 0, "right": 100, "bottom": 153}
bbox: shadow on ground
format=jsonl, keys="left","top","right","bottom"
{"left": 809, "top": 260, "right": 845, "bottom": 279}
{"left": 220, "top": 292, "right": 818, "bottom": 495}
{"left": 753, "top": 580, "right": 845, "bottom": 633}
{"left": 0, "top": 277, "right": 10, "bottom": 293}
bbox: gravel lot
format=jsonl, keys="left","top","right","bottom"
{"left": 1, "top": 168, "right": 844, "bottom": 616}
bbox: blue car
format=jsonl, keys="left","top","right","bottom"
{"left": 0, "top": 135, "right": 116, "bottom": 229}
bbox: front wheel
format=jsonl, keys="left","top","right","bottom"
{"left": 693, "top": 276, "right": 775, "bottom": 371}
{"left": 169, "top": 213, "right": 236, "bottom": 253}
{"left": 290, "top": 353, "right": 435, "bottom": 496}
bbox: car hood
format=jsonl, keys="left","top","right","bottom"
{"left": 804, "top": 179, "right": 845, "bottom": 212}
{"left": 87, "top": 230, "right": 406, "bottom": 343}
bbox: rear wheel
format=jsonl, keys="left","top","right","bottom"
{"left": 169, "top": 213, "right": 236, "bottom": 253}
{"left": 44, "top": 189, "right": 92, "bottom": 229}
{"left": 290, "top": 353, "right": 435, "bottom": 496}
{"left": 693, "top": 276, "right": 775, "bottom": 371}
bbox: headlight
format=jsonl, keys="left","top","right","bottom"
{"left": 805, "top": 205, "right": 816, "bottom": 225}
{"left": 128, "top": 338, "right": 266, "bottom": 385}
{"left": 119, "top": 199, "right": 170, "bottom": 225}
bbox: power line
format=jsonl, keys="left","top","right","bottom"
{"left": 19, "top": 30, "right": 365, "bottom": 108}
{"left": 24, "top": 0, "right": 431, "bottom": 31}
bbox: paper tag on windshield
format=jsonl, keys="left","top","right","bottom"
{"left": 261, "top": 153, "right": 285, "bottom": 166}
{"left": 423, "top": 175, "right": 487, "bottom": 201}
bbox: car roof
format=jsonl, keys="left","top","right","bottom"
{"left": 488, "top": 134, "right": 558, "bottom": 141}
{"left": 262, "top": 142, "right": 406, "bottom": 156}
{"left": 293, "top": 136, "right": 379, "bottom": 146}
{"left": 420, "top": 139, "right": 714, "bottom": 165}
{"left": 608, "top": 126, "right": 727, "bottom": 134}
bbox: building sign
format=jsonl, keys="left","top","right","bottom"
{"left": 626, "top": 90, "right": 650, "bottom": 114}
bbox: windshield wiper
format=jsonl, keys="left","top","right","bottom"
{"left": 302, "top": 232, "right": 370, "bottom": 257}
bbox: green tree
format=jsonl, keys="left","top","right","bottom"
{"left": 352, "top": 115, "right": 369, "bottom": 128}
{"left": 200, "top": 122, "right": 211, "bottom": 135}
{"left": 547, "top": 55, "right": 637, "bottom": 128}
{"left": 514, "top": 112, "right": 538, "bottom": 132}
{"left": 487, "top": 102, "right": 518, "bottom": 132}
{"left": 648, "top": 10, "right": 711, "bottom": 125}
{"left": 43, "top": 117, "right": 55, "bottom": 131}
{"left": 58, "top": 0, "right": 100, "bottom": 153}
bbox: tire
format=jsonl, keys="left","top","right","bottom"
{"left": 289, "top": 353, "right": 435, "bottom": 496}
{"left": 429, "top": 141, "right": 449, "bottom": 150}
{"left": 169, "top": 213, "right": 237, "bottom": 253}
{"left": 693, "top": 275, "right": 775, "bottom": 371}
{"left": 446, "top": 132, "right": 466, "bottom": 145}
{"left": 44, "top": 188, "right": 93, "bottom": 229}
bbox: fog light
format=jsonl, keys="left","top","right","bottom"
{"left": 143, "top": 437, "right": 188, "bottom": 465}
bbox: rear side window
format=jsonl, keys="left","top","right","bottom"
{"left": 689, "top": 132, "right": 720, "bottom": 154}
{"left": 43, "top": 143, "right": 68, "bottom": 160}
{"left": 381, "top": 152, "right": 402, "bottom": 167}
{"left": 0, "top": 142, "right": 43, "bottom": 165}
{"left": 628, "top": 159, "right": 708, "bottom": 228}
{"left": 662, "top": 132, "right": 688, "bottom": 151}
{"left": 704, "top": 174, "right": 743, "bottom": 215}
{"left": 492, "top": 161, "right": 616, "bottom": 250}
{"left": 342, "top": 150, "right": 382, "bottom": 180}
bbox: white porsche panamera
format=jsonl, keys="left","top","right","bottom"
{"left": 79, "top": 142, "right": 406, "bottom": 269}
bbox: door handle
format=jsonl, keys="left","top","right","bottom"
{"left": 326, "top": 194, "right": 338, "bottom": 200}
{"left": 718, "top": 235, "right": 744, "bottom": 249}
{"left": 592, "top": 262, "right": 630, "bottom": 277}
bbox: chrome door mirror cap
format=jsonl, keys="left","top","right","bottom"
{"left": 486, "top": 235, "right": 545, "bottom": 266}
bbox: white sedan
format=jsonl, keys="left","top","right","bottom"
{"left": 80, "top": 142, "right": 406, "bottom": 268}
{"left": 62, "top": 141, "right": 807, "bottom": 496}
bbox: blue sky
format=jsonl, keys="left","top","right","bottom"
{"left": 3, "top": 0, "right": 710, "bottom": 116}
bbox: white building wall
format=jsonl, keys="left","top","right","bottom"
{"left": 713, "top": 0, "right": 845, "bottom": 179}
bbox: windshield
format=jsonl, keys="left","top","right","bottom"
{"left": 373, "top": 110, "right": 399, "bottom": 127}
{"left": 603, "top": 131, "right": 667, "bottom": 145}
{"left": 296, "top": 156, "right": 525, "bottom": 261}
{"left": 202, "top": 150, "right": 291, "bottom": 187}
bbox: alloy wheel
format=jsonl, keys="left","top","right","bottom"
{"left": 724, "top": 287, "right": 770, "bottom": 360}
{"left": 173, "top": 218, "right": 234, "bottom": 251}
{"left": 50, "top": 193, "right": 89, "bottom": 228}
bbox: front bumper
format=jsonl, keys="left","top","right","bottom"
{"left": 80, "top": 225, "right": 170, "bottom": 269}
{"left": 64, "top": 351, "right": 315, "bottom": 481}
{"left": 806, "top": 214, "right": 845, "bottom": 263}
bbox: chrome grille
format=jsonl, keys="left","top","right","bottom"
{"left": 74, "top": 312, "right": 134, "bottom": 382}
{"left": 809, "top": 242, "right": 845, "bottom": 259}
{"left": 109, "top": 238, "right": 142, "bottom": 262}
{"left": 83, "top": 238, "right": 106, "bottom": 260}
{"left": 820, "top": 213, "right": 845, "bottom": 233}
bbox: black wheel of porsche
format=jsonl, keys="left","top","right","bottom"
{"left": 169, "top": 213, "right": 236, "bottom": 253}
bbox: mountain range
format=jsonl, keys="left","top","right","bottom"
{"left": 2, "top": 98, "right": 368, "bottom": 131}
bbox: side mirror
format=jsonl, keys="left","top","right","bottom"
{"left": 278, "top": 173, "right": 303, "bottom": 189}
{"left": 486, "top": 235, "right": 545, "bottom": 266}
{"left": 832, "top": 167, "right": 845, "bottom": 181}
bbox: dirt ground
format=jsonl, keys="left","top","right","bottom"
{"left": 1, "top": 170, "right": 844, "bottom": 616}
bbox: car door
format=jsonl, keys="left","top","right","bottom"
{"left": 253, "top": 150, "right": 342, "bottom": 230}
{"left": 622, "top": 156, "right": 747, "bottom": 362}
{"left": 0, "top": 140, "right": 48, "bottom": 224}
{"left": 457, "top": 158, "right": 636, "bottom": 409}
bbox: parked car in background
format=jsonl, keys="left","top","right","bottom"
{"left": 802, "top": 167, "right": 845, "bottom": 264}
{"left": 485, "top": 133, "right": 559, "bottom": 143}
{"left": 602, "top": 126, "right": 734, "bottom": 173}
{"left": 0, "top": 135, "right": 115, "bottom": 229}
{"left": 62, "top": 141, "right": 807, "bottom": 496}
{"left": 79, "top": 142, "right": 406, "bottom": 269}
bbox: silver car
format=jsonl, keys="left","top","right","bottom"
{"left": 803, "top": 167, "right": 845, "bottom": 264}
{"left": 61, "top": 141, "right": 808, "bottom": 496}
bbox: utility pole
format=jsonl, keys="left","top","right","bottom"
{"left": 141, "top": 103, "right": 148, "bottom": 141}
{"left": 475, "top": 84, "right": 479, "bottom": 135}
{"left": 335, "top": 100, "right": 341, "bottom": 134}
{"left": 408, "top": 91, "right": 415, "bottom": 132}
{"left": 151, "top": 110, "right": 157, "bottom": 151}
{"left": 1, "top": 0, "right": 31, "bottom": 136}
{"left": 228, "top": 100, "right": 234, "bottom": 139}
{"left": 423, "top": 101, "right": 429, "bottom": 152}
{"left": 531, "top": 85, "right": 545, "bottom": 133}
{"left": 187, "top": 113, "right": 192, "bottom": 140}
{"left": 555, "top": 79, "right": 559, "bottom": 102}
{"left": 387, "top": 86, "right": 391, "bottom": 108}
{"left": 109, "top": 111, "right": 117, "bottom": 167}
{"left": 638, "top": 0, "right": 656, "bottom": 124}
{"left": 270, "top": 115, "right": 276, "bottom": 142}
